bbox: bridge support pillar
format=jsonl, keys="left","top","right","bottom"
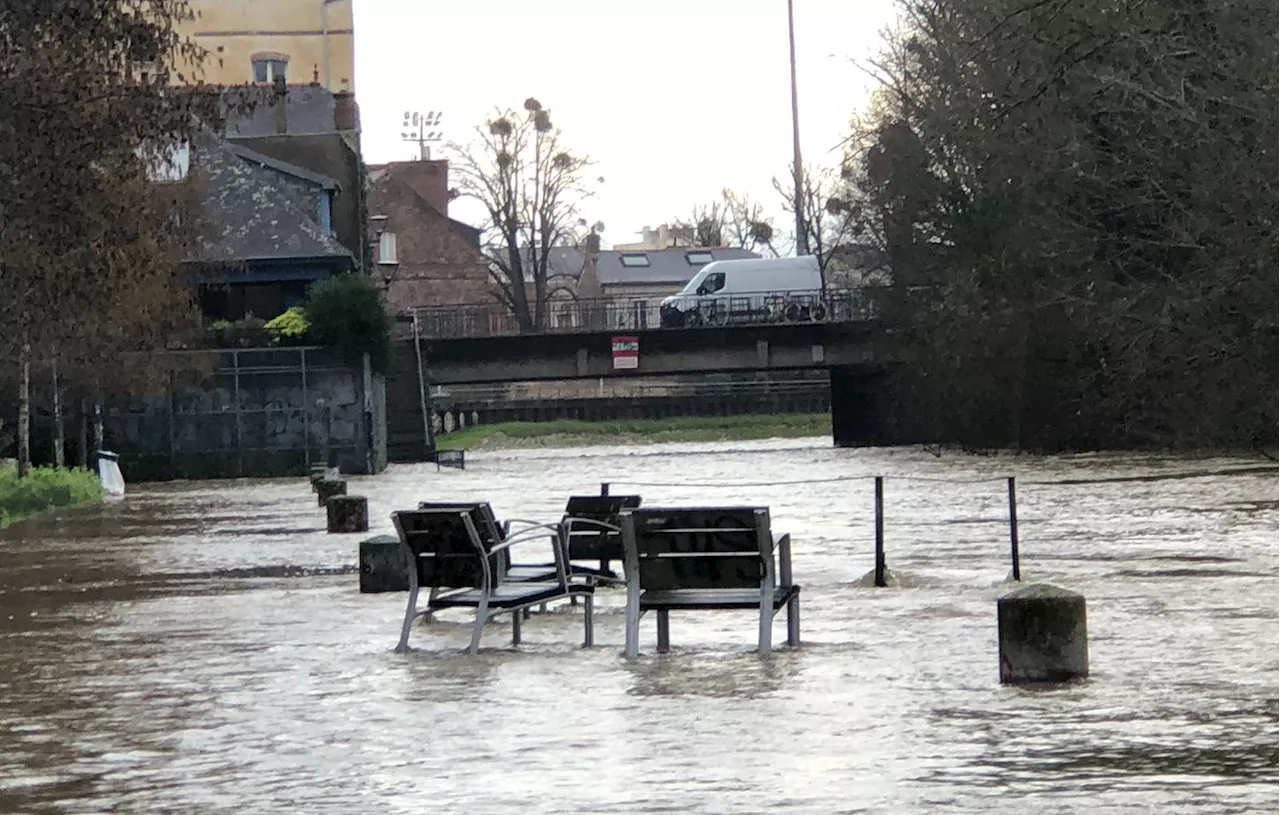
{"left": 829, "top": 367, "right": 890, "bottom": 448}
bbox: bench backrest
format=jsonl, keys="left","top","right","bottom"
{"left": 620, "top": 506, "right": 772, "bottom": 591}
{"left": 394, "top": 505, "right": 498, "bottom": 589}
{"left": 563, "top": 494, "right": 641, "bottom": 561}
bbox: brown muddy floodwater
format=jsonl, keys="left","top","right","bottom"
{"left": 1, "top": 439, "right": 1276, "bottom": 814}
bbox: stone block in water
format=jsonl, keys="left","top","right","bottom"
{"left": 327, "top": 495, "right": 369, "bottom": 533}
{"left": 998, "top": 583, "right": 1089, "bottom": 684}
{"left": 360, "top": 534, "right": 409, "bottom": 593}
{"left": 316, "top": 479, "right": 347, "bottom": 507}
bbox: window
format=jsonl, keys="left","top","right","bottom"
{"left": 252, "top": 57, "right": 288, "bottom": 84}
{"left": 685, "top": 250, "right": 714, "bottom": 265}
{"left": 699, "top": 272, "right": 726, "bottom": 294}
{"left": 142, "top": 141, "right": 190, "bottom": 182}
{"left": 378, "top": 232, "right": 398, "bottom": 265}
{"left": 619, "top": 253, "right": 650, "bottom": 268}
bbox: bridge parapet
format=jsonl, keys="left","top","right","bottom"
{"left": 399, "top": 287, "right": 886, "bottom": 340}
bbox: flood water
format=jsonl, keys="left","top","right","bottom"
{"left": 1, "top": 440, "right": 1276, "bottom": 814}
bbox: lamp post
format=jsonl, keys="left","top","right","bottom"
{"left": 401, "top": 110, "right": 443, "bottom": 160}
{"left": 787, "top": 0, "right": 808, "bottom": 257}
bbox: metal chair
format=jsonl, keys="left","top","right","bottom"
{"left": 393, "top": 506, "right": 595, "bottom": 654}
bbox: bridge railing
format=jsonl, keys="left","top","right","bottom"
{"left": 400, "top": 287, "right": 884, "bottom": 340}
{"left": 429, "top": 377, "right": 832, "bottom": 405}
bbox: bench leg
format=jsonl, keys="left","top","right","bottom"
{"left": 512, "top": 610, "right": 522, "bottom": 646}
{"left": 422, "top": 587, "right": 440, "bottom": 623}
{"left": 656, "top": 610, "right": 670, "bottom": 653}
{"left": 624, "top": 600, "right": 640, "bottom": 659}
{"left": 570, "top": 595, "right": 578, "bottom": 608}
{"left": 786, "top": 594, "right": 801, "bottom": 647}
{"left": 583, "top": 594, "right": 594, "bottom": 648}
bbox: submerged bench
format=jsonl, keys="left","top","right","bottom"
{"left": 562, "top": 494, "right": 642, "bottom": 583}
{"left": 393, "top": 506, "right": 594, "bottom": 654}
{"left": 620, "top": 506, "right": 800, "bottom": 657}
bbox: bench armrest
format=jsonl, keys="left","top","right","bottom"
{"left": 774, "top": 532, "right": 794, "bottom": 588}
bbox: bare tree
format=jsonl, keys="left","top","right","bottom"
{"left": 773, "top": 165, "right": 869, "bottom": 283}
{"left": 449, "top": 98, "right": 594, "bottom": 332}
{"left": 0, "top": 0, "right": 220, "bottom": 475}
{"left": 672, "top": 189, "right": 777, "bottom": 254}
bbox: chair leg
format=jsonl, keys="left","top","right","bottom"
{"left": 512, "top": 610, "right": 522, "bottom": 646}
{"left": 656, "top": 610, "right": 670, "bottom": 653}
{"left": 469, "top": 599, "right": 489, "bottom": 655}
{"left": 786, "top": 595, "right": 801, "bottom": 647}
{"left": 396, "top": 584, "right": 420, "bottom": 653}
{"left": 583, "top": 594, "right": 594, "bottom": 648}
{"left": 758, "top": 602, "right": 773, "bottom": 655}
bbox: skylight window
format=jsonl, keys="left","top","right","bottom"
{"left": 620, "top": 253, "right": 650, "bottom": 267}
{"left": 685, "top": 250, "right": 714, "bottom": 265}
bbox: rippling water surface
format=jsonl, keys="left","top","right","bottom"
{"left": 1, "top": 440, "right": 1276, "bottom": 813}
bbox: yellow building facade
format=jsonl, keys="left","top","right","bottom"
{"left": 180, "top": 0, "right": 355, "bottom": 92}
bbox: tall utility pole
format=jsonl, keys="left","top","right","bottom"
{"left": 787, "top": 0, "right": 808, "bottom": 256}
{"left": 401, "top": 110, "right": 443, "bottom": 160}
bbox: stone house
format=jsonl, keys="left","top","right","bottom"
{"left": 366, "top": 160, "right": 491, "bottom": 313}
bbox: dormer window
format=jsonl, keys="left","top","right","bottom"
{"left": 619, "top": 253, "right": 650, "bottom": 268}
{"left": 251, "top": 53, "right": 289, "bottom": 84}
{"left": 685, "top": 250, "right": 714, "bottom": 265}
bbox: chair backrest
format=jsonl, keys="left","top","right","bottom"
{"left": 620, "top": 507, "right": 772, "bottom": 591}
{"left": 393, "top": 507, "right": 494, "bottom": 589}
{"left": 563, "top": 494, "right": 642, "bottom": 561}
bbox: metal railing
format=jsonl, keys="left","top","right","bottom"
{"left": 401, "top": 287, "right": 884, "bottom": 340}
{"left": 429, "top": 377, "right": 831, "bottom": 405}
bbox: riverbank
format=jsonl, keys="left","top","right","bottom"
{"left": 0, "top": 464, "right": 103, "bottom": 529}
{"left": 434, "top": 413, "right": 832, "bottom": 451}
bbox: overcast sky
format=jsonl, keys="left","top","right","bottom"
{"left": 353, "top": 0, "right": 899, "bottom": 247}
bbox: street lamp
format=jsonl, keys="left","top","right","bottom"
{"left": 787, "top": 0, "right": 808, "bottom": 257}
{"left": 402, "top": 110, "right": 443, "bottom": 160}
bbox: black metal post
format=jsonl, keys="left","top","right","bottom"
{"left": 1008, "top": 476, "right": 1021, "bottom": 581}
{"left": 874, "top": 475, "right": 886, "bottom": 587}
{"left": 600, "top": 482, "right": 610, "bottom": 496}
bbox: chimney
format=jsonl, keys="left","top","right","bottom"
{"left": 389, "top": 160, "right": 450, "bottom": 215}
{"left": 584, "top": 232, "right": 601, "bottom": 255}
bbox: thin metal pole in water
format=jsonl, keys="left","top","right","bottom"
{"left": 1008, "top": 476, "right": 1021, "bottom": 581}
{"left": 874, "top": 476, "right": 886, "bottom": 587}
{"left": 600, "top": 482, "right": 610, "bottom": 497}
{"left": 412, "top": 311, "right": 435, "bottom": 457}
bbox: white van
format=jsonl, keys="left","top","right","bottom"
{"left": 658, "top": 256, "right": 825, "bottom": 327}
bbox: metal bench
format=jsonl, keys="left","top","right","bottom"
{"left": 393, "top": 506, "right": 594, "bottom": 654}
{"left": 619, "top": 506, "right": 800, "bottom": 657}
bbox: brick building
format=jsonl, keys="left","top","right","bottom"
{"left": 366, "top": 160, "right": 491, "bottom": 313}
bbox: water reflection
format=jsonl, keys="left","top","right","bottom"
{"left": 0, "top": 441, "right": 1275, "bottom": 813}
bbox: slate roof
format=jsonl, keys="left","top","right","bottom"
{"left": 189, "top": 136, "right": 353, "bottom": 265}
{"left": 593, "top": 246, "right": 759, "bottom": 285}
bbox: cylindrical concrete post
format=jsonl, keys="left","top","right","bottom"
{"left": 359, "top": 534, "right": 409, "bottom": 593}
{"left": 998, "top": 583, "right": 1088, "bottom": 684}
{"left": 316, "top": 478, "right": 347, "bottom": 507}
{"left": 327, "top": 495, "right": 369, "bottom": 533}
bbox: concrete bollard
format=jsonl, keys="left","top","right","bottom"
{"left": 316, "top": 479, "right": 347, "bottom": 507}
{"left": 998, "top": 583, "right": 1089, "bottom": 684}
{"left": 326, "top": 495, "right": 369, "bottom": 533}
{"left": 360, "top": 534, "right": 409, "bottom": 593}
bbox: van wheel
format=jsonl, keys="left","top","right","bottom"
{"left": 683, "top": 310, "right": 703, "bottom": 328}
{"left": 810, "top": 304, "right": 828, "bottom": 322}
{"left": 711, "top": 308, "right": 729, "bottom": 326}
{"left": 784, "top": 303, "right": 802, "bottom": 323}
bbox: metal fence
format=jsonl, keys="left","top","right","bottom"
{"left": 429, "top": 377, "right": 832, "bottom": 405}
{"left": 402, "top": 287, "right": 884, "bottom": 340}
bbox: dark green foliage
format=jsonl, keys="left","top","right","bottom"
{"left": 850, "top": 0, "right": 1278, "bottom": 452}
{"left": 304, "top": 274, "right": 392, "bottom": 373}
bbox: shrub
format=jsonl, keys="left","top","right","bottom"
{"left": 265, "top": 306, "right": 310, "bottom": 338}
{"left": 304, "top": 273, "right": 391, "bottom": 372}
{"left": 0, "top": 465, "right": 103, "bottom": 529}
